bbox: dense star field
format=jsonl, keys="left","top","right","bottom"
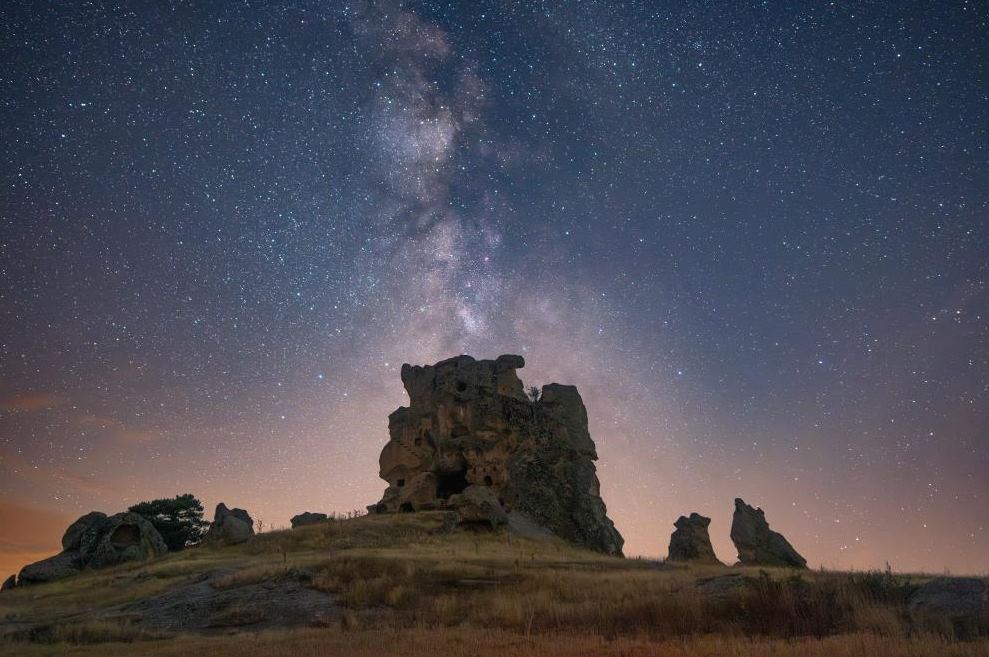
{"left": 0, "top": 1, "right": 986, "bottom": 578}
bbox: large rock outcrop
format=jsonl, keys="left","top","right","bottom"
{"left": 730, "top": 498, "right": 807, "bottom": 568}
{"left": 16, "top": 511, "right": 167, "bottom": 586}
{"left": 909, "top": 577, "right": 989, "bottom": 625}
{"left": 290, "top": 512, "right": 329, "bottom": 528}
{"left": 204, "top": 503, "right": 254, "bottom": 545}
{"left": 668, "top": 513, "right": 721, "bottom": 564}
{"left": 371, "top": 354, "right": 623, "bottom": 555}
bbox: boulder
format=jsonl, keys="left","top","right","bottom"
{"left": 204, "top": 503, "right": 254, "bottom": 545}
{"left": 2, "top": 574, "right": 17, "bottom": 591}
{"left": 668, "top": 513, "right": 721, "bottom": 564}
{"left": 448, "top": 485, "right": 508, "bottom": 529}
{"left": 17, "top": 551, "right": 81, "bottom": 585}
{"left": 372, "top": 354, "right": 623, "bottom": 555}
{"left": 61, "top": 511, "right": 107, "bottom": 551}
{"left": 17, "top": 511, "right": 168, "bottom": 586}
{"left": 909, "top": 577, "right": 988, "bottom": 622}
{"left": 730, "top": 498, "right": 807, "bottom": 568}
{"left": 78, "top": 512, "right": 168, "bottom": 568}
{"left": 290, "top": 512, "right": 329, "bottom": 528}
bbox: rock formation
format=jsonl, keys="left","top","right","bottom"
{"left": 448, "top": 485, "right": 508, "bottom": 529}
{"left": 204, "top": 503, "right": 254, "bottom": 544}
{"left": 2, "top": 574, "right": 17, "bottom": 591}
{"left": 909, "top": 577, "right": 989, "bottom": 623}
{"left": 290, "top": 512, "right": 329, "bottom": 528}
{"left": 668, "top": 513, "right": 721, "bottom": 564}
{"left": 370, "top": 354, "right": 623, "bottom": 555}
{"left": 730, "top": 498, "right": 807, "bottom": 568}
{"left": 16, "top": 511, "right": 167, "bottom": 586}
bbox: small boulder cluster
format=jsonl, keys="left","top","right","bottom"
{"left": 8, "top": 511, "right": 167, "bottom": 587}
{"left": 3, "top": 502, "right": 254, "bottom": 590}
{"left": 666, "top": 498, "right": 807, "bottom": 568}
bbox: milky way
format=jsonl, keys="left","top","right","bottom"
{"left": 1, "top": 1, "right": 987, "bottom": 576}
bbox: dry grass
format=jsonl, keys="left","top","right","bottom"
{"left": 2, "top": 512, "right": 986, "bottom": 656}
{"left": 3, "top": 628, "right": 989, "bottom": 657}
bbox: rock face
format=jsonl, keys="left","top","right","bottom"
{"left": 205, "top": 503, "right": 254, "bottom": 544}
{"left": 16, "top": 511, "right": 167, "bottom": 586}
{"left": 730, "top": 498, "right": 807, "bottom": 568}
{"left": 290, "top": 512, "right": 329, "bottom": 528}
{"left": 1, "top": 574, "right": 15, "bottom": 591}
{"left": 371, "top": 354, "right": 623, "bottom": 555}
{"left": 449, "top": 485, "right": 508, "bottom": 529}
{"left": 668, "top": 513, "right": 720, "bottom": 564}
{"left": 909, "top": 578, "right": 989, "bottom": 623}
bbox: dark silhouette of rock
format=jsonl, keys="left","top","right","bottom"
{"left": 371, "top": 354, "right": 623, "bottom": 555}
{"left": 2, "top": 574, "right": 17, "bottom": 591}
{"left": 668, "top": 513, "right": 721, "bottom": 564}
{"left": 909, "top": 577, "right": 988, "bottom": 623}
{"left": 290, "top": 512, "right": 329, "bottom": 528}
{"left": 17, "top": 511, "right": 167, "bottom": 586}
{"left": 18, "top": 551, "right": 80, "bottom": 585}
{"left": 730, "top": 498, "right": 807, "bottom": 568}
{"left": 449, "top": 485, "right": 508, "bottom": 529}
{"left": 61, "top": 511, "right": 107, "bottom": 551}
{"left": 78, "top": 512, "right": 168, "bottom": 568}
{"left": 204, "top": 503, "right": 254, "bottom": 544}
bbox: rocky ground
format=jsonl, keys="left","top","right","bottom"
{"left": 1, "top": 513, "right": 987, "bottom": 656}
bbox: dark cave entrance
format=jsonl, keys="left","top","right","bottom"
{"left": 436, "top": 468, "right": 469, "bottom": 499}
{"left": 110, "top": 524, "right": 140, "bottom": 548}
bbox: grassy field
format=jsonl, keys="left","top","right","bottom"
{"left": 1, "top": 512, "right": 986, "bottom": 656}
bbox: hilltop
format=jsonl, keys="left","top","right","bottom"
{"left": 1, "top": 512, "right": 987, "bottom": 657}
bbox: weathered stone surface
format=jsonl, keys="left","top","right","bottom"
{"left": 2, "top": 574, "right": 18, "bottom": 591}
{"left": 78, "top": 512, "right": 168, "bottom": 568}
{"left": 449, "top": 485, "right": 508, "bottom": 529}
{"left": 730, "top": 498, "right": 807, "bottom": 568}
{"left": 668, "top": 513, "right": 721, "bottom": 564}
{"left": 909, "top": 577, "right": 989, "bottom": 622}
{"left": 372, "top": 354, "right": 623, "bottom": 555}
{"left": 204, "top": 503, "right": 254, "bottom": 545}
{"left": 17, "top": 551, "right": 81, "bottom": 585}
{"left": 61, "top": 511, "right": 107, "bottom": 551}
{"left": 17, "top": 511, "right": 167, "bottom": 586}
{"left": 290, "top": 512, "right": 329, "bottom": 528}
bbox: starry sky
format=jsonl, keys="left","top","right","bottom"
{"left": 1, "top": 1, "right": 987, "bottom": 577}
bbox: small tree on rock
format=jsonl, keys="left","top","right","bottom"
{"left": 128, "top": 493, "right": 209, "bottom": 551}
{"left": 527, "top": 386, "right": 541, "bottom": 403}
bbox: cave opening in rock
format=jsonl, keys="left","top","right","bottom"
{"left": 110, "top": 524, "right": 140, "bottom": 548}
{"left": 399, "top": 502, "right": 414, "bottom": 512}
{"left": 483, "top": 475, "right": 493, "bottom": 486}
{"left": 436, "top": 468, "right": 469, "bottom": 499}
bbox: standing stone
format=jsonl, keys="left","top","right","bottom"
{"left": 205, "top": 503, "right": 254, "bottom": 545}
{"left": 371, "top": 354, "right": 623, "bottom": 555}
{"left": 290, "top": 512, "right": 329, "bottom": 528}
{"left": 730, "top": 498, "right": 807, "bottom": 568}
{"left": 668, "top": 513, "right": 721, "bottom": 564}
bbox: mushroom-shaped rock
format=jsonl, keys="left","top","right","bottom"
{"left": 449, "top": 485, "right": 508, "bottom": 529}
{"left": 61, "top": 511, "right": 108, "bottom": 551}
{"left": 730, "top": 498, "right": 807, "bottom": 568}
{"left": 668, "top": 513, "right": 721, "bottom": 564}
{"left": 18, "top": 551, "right": 81, "bottom": 585}
{"left": 205, "top": 503, "right": 254, "bottom": 544}
{"left": 909, "top": 577, "right": 989, "bottom": 624}
{"left": 78, "top": 512, "right": 168, "bottom": 568}
{"left": 2, "top": 574, "right": 18, "bottom": 591}
{"left": 290, "top": 512, "right": 329, "bottom": 528}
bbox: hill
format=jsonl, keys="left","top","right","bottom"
{"left": 1, "top": 512, "right": 987, "bottom": 657}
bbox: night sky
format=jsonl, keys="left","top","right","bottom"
{"left": 1, "top": 1, "right": 987, "bottom": 577}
